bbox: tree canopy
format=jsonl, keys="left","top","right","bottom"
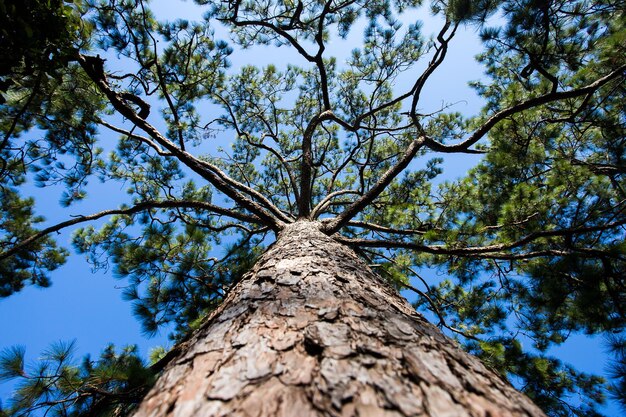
{"left": 0, "top": 0, "right": 625, "bottom": 416}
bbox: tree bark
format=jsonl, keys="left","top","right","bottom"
{"left": 132, "top": 221, "right": 546, "bottom": 417}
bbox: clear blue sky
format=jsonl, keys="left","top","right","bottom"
{"left": 0, "top": 1, "right": 619, "bottom": 415}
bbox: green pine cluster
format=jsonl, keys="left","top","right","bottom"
{"left": 0, "top": 342, "right": 154, "bottom": 417}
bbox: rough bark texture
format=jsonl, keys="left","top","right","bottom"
{"left": 132, "top": 221, "right": 546, "bottom": 417}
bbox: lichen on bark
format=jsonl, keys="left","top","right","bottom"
{"left": 132, "top": 221, "right": 546, "bottom": 417}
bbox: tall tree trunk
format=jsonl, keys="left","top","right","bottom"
{"left": 132, "top": 221, "right": 545, "bottom": 417}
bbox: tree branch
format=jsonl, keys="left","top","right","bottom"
{"left": 0, "top": 200, "right": 261, "bottom": 262}
{"left": 76, "top": 53, "right": 287, "bottom": 230}
{"left": 140, "top": 1, "right": 186, "bottom": 150}
{"left": 323, "top": 136, "right": 426, "bottom": 234}
{"left": 311, "top": 189, "right": 360, "bottom": 219}
{"left": 337, "top": 217, "right": 626, "bottom": 259}
{"left": 299, "top": 109, "right": 333, "bottom": 218}
{"left": 97, "top": 119, "right": 172, "bottom": 156}
{"left": 313, "top": 1, "right": 333, "bottom": 110}
{"left": 216, "top": 94, "right": 301, "bottom": 203}
{"left": 410, "top": 20, "right": 456, "bottom": 120}
{"left": 425, "top": 65, "right": 626, "bottom": 153}
{"left": 346, "top": 220, "right": 429, "bottom": 236}
{"left": 226, "top": 17, "right": 316, "bottom": 62}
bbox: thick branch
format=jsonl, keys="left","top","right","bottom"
{"left": 299, "top": 110, "right": 333, "bottom": 218}
{"left": 323, "top": 136, "right": 426, "bottom": 234}
{"left": 76, "top": 53, "right": 287, "bottom": 230}
{"left": 426, "top": 65, "right": 626, "bottom": 153}
{"left": 337, "top": 218, "right": 626, "bottom": 259}
{"left": 0, "top": 200, "right": 261, "bottom": 262}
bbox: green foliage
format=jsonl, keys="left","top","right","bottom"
{"left": 403, "top": 2, "right": 625, "bottom": 413}
{"left": 0, "top": 59, "right": 107, "bottom": 296}
{"left": 72, "top": 184, "right": 265, "bottom": 339}
{"left": 433, "top": 0, "right": 500, "bottom": 23}
{"left": 606, "top": 333, "right": 626, "bottom": 412}
{"left": 0, "top": 341, "right": 154, "bottom": 417}
{"left": 469, "top": 338, "right": 606, "bottom": 417}
{"left": 147, "top": 346, "right": 167, "bottom": 365}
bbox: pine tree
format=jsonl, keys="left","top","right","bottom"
{"left": 0, "top": 0, "right": 624, "bottom": 416}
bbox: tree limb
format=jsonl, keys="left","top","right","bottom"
{"left": 97, "top": 119, "right": 172, "bottom": 156}
{"left": 299, "top": 109, "right": 333, "bottom": 217}
{"left": 0, "top": 200, "right": 261, "bottom": 262}
{"left": 346, "top": 220, "right": 429, "bottom": 236}
{"left": 311, "top": 189, "right": 360, "bottom": 219}
{"left": 337, "top": 217, "right": 626, "bottom": 259}
{"left": 424, "top": 65, "right": 626, "bottom": 153}
{"left": 323, "top": 136, "right": 426, "bottom": 234}
{"left": 76, "top": 53, "right": 287, "bottom": 230}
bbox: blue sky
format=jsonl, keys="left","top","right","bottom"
{"left": 0, "top": 0, "right": 620, "bottom": 415}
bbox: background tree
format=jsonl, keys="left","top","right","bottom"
{"left": 0, "top": 0, "right": 87, "bottom": 100}
{"left": 0, "top": 0, "right": 625, "bottom": 416}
